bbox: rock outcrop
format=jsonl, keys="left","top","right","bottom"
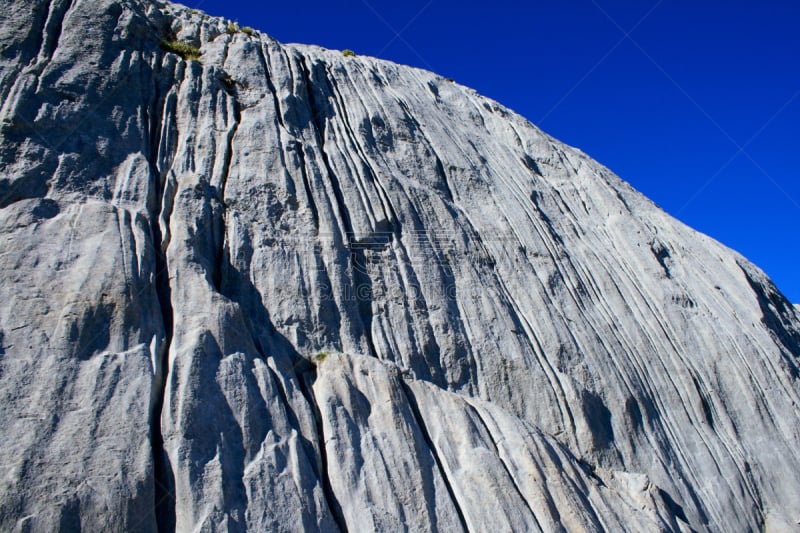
{"left": 1, "top": 1, "right": 799, "bottom": 531}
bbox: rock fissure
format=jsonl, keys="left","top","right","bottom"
{"left": 148, "top": 189, "right": 176, "bottom": 533}
{"left": 257, "top": 42, "right": 287, "bottom": 130}
{"left": 212, "top": 88, "right": 239, "bottom": 291}
{"left": 147, "top": 55, "right": 178, "bottom": 533}
{"left": 300, "top": 57, "right": 378, "bottom": 359}
{"left": 323, "top": 70, "right": 400, "bottom": 231}
{"left": 300, "top": 58, "right": 354, "bottom": 240}
{"left": 469, "top": 406, "right": 543, "bottom": 530}
{"left": 36, "top": 0, "right": 74, "bottom": 72}
{"left": 398, "top": 381, "right": 470, "bottom": 532}
{"left": 740, "top": 264, "right": 800, "bottom": 367}
{"left": 298, "top": 368, "right": 348, "bottom": 532}
{"left": 293, "top": 142, "right": 320, "bottom": 229}
{"left": 487, "top": 261, "right": 579, "bottom": 447}
{"left": 397, "top": 99, "right": 456, "bottom": 205}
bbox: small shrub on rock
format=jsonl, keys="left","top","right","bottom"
{"left": 160, "top": 40, "right": 202, "bottom": 61}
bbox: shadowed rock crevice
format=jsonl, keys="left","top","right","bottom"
{"left": 146, "top": 58, "right": 179, "bottom": 533}
{"left": 580, "top": 389, "right": 616, "bottom": 451}
{"left": 529, "top": 190, "right": 565, "bottom": 247}
{"left": 740, "top": 263, "right": 800, "bottom": 375}
{"left": 216, "top": 250, "right": 331, "bottom": 472}
{"left": 298, "top": 367, "right": 348, "bottom": 532}
{"left": 350, "top": 245, "right": 378, "bottom": 359}
{"left": 650, "top": 240, "right": 672, "bottom": 278}
{"left": 212, "top": 88, "right": 240, "bottom": 292}
{"left": 656, "top": 488, "right": 690, "bottom": 526}
{"left": 289, "top": 141, "right": 320, "bottom": 229}
{"left": 148, "top": 130, "right": 177, "bottom": 533}
{"left": 691, "top": 375, "right": 715, "bottom": 428}
{"left": 38, "top": 0, "right": 75, "bottom": 66}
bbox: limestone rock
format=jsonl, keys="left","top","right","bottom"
{"left": 1, "top": 1, "right": 798, "bottom": 531}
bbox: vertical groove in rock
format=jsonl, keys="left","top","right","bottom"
{"left": 398, "top": 382, "right": 470, "bottom": 533}
{"left": 323, "top": 70, "right": 400, "bottom": 230}
{"left": 299, "top": 58, "right": 353, "bottom": 240}
{"left": 213, "top": 88, "right": 239, "bottom": 291}
{"left": 36, "top": 0, "right": 74, "bottom": 68}
{"left": 298, "top": 368, "right": 347, "bottom": 533}
{"left": 218, "top": 42, "right": 240, "bottom": 205}
{"left": 149, "top": 279, "right": 175, "bottom": 533}
{"left": 351, "top": 245, "right": 378, "bottom": 359}
{"left": 149, "top": 199, "right": 176, "bottom": 533}
{"left": 295, "top": 144, "right": 320, "bottom": 229}
{"left": 396, "top": 99, "right": 456, "bottom": 205}
{"left": 147, "top": 56, "right": 177, "bottom": 533}
{"left": 257, "top": 41, "right": 286, "bottom": 131}
{"left": 300, "top": 56, "right": 378, "bottom": 359}
{"left": 469, "top": 407, "right": 544, "bottom": 531}
{"left": 484, "top": 243, "right": 579, "bottom": 446}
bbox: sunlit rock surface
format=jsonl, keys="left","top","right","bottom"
{"left": 1, "top": 1, "right": 799, "bottom": 531}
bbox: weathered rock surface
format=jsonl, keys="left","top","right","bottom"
{"left": 1, "top": 1, "right": 799, "bottom": 531}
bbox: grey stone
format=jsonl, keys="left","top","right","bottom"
{"left": 1, "top": 1, "right": 798, "bottom": 531}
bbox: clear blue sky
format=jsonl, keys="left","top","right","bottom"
{"left": 188, "top": 0, "right": 800, "bottom": 303}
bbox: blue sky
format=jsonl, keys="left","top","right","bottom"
{"left": 188, "top": 0, "right": 799, "bottom": 302}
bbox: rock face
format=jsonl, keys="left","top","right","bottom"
{"left": 1, "top": 1, "right": 799, "bottom": 531}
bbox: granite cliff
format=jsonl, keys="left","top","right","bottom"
{"left": 1, "top": 1, "right": 799, "bottom": 531}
